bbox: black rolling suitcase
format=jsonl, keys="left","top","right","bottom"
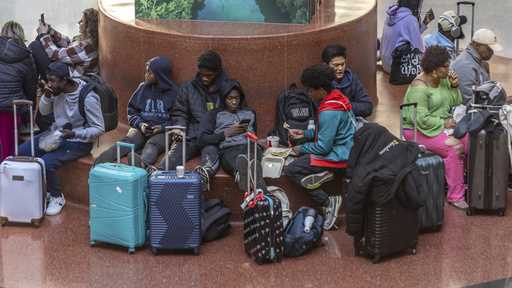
{"left": 467, "top": 120, "right": 509, "bottom": 216}
{"left": 400, "top": 103, "right": 445, "bottom": 232}
{"left": 241, "top": 132, "right": 284, "bottom": 264}
{"left": 355, "top": 197, "right": 419, "bottom": 264}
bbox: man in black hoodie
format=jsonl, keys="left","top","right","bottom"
{"left": 198, "top": 79, "right": 265, "bottom": 192}
{"left": 321, "top": 44, "right": 373, "bottom": 118}
{"left": 95, "top": 56, "right": 178, "bottom": 168}
{"left": 161, "top": 50, "right": 229, "bottom": 189}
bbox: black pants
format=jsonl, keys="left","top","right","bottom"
{"left": 95, "top": 128, "right": 165, "bottom": 167}
{"left": 220, "top": 144, "right": 262, "bottom": 175}
{"left": 29, "top": 40, "right": 51, "bottom": 81}
{"left": 284, "top": 154, "right": 331, "bottom": 206}
{"left": 159, "top": 139, "right": 219, "bottom": 176}
{"left": 220, "top": 144, "right": 265, "bottom": 191}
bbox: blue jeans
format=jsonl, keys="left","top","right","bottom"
{"left": 18, "top": 134, "right": 93, "bottom": 197}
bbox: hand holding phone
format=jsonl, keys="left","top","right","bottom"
{"left": 37, "top": 13, "right": 49, "bottom": 35}
{"left": 239, "top": 119, "right": 250, "bottom": 129}
{"left": 423, "top": 8, "right": 435, "bottom": 25}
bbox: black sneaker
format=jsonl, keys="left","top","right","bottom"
{"left": 300, "top": 171, "right": 334, "bottom": 190}
{"left": 194, "top": 166, "right": 210, "bottom": 191}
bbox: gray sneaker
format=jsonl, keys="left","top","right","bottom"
{"left": 323, "top": 195, "right": 342, "bottom": 230}
{"left": 300, "top": 171, "right": 335, "bottom": 190}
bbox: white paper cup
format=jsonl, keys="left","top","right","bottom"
{"left": 267, "top": 136, "right": 280, "bottom": 147}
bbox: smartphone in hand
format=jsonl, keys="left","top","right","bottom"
{"left": 423, "top": 8, "right": 435, "bottom": 25}
{"left": 239, "top": 119, "right": 251, "bottom": 130}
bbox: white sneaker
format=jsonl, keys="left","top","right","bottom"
{"left": 46, "top": 195, "right": 66, "bottom": 216}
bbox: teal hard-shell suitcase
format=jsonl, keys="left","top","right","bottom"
{"left": 88, "top": 142, "right": 147, "bottom": 253}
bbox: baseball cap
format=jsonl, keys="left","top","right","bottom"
{"left": 47, "top": 62, "right": 70, "bottom": 79}
{"left": 473, "top": 28, "right": 503, "bottom": 52}
{"left": 438, "top": 11, "right": 467, "bottom": 31}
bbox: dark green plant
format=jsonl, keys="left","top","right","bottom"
{"left": 136, "top": 0, "right": 195, "bottom": 20}
{"left": 275, "top": 0, "right": 310, "bottom": 23}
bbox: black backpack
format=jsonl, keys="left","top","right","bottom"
{"left": 270, "top": 84, "right": 315, "bottom": 146}
{"left": 201, "top": 199, "right": 231, "bottom": 242}
{"left": 283, "top": 207, "right": 324, "bottom": 257}
{"left": 78, "top": 74, "right": 118, "bottom": 132}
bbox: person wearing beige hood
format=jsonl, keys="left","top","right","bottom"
{"left": 451, "top": 28, "right": 503, "bottom": 105}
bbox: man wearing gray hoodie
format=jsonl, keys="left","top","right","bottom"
{"left": 451, "top": 28, "right": 503, "bottom": 105}
{"left": 18, "top": 62, "right": 105, "bottom": 216}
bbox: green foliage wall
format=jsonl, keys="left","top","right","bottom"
{"left": 136, "top": 0, "right": 195, "bottom": 19}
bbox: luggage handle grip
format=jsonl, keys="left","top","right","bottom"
{"left": 13, "top": 100, "right": 34, "bottom": 157}
{"left": 457, "top": 1, "right": 475, "bottom": 6}
{"left": 399, "top": 102, "right": 418, "bottom": 142}
{"left": 116, "top": 142, "right": 135, "bottom": 166}
{"left": 399, "top": 103, "right": 418, "bottom": 109}
{"left": 165, "top": 125, "right": 186, "bottom": 171}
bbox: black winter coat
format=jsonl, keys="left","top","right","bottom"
{"left": 0, "top": 36, "right": 37, "bottom": 110}
{"left": 171, "top": 71, "right": 229, "bottom": 141}
{"left": 345, "top": 123, "right": 423, "bottom": 238}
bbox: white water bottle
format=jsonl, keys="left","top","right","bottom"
{"left": 304, "top": 215, "right": 315, "bottom": 233}
{"left": 307, "top": 119, "right": 315, "bottom": 132}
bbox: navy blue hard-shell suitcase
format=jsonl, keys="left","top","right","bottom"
{"left": 400, "top": 103, "right": 445, "bottom": 232}
{"left": 148, "top": 127, "right": 202, "bottom": 255}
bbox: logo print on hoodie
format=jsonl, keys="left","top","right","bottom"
{"left": 143, "top": 99, "right": 167, "bottom": 118}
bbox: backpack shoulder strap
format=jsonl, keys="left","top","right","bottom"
{"left": 78, "top": 82, "right": 95, "bottom": 125}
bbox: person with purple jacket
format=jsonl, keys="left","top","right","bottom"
{"left": 380, "top": 0, "right": 434, "bottom": 73}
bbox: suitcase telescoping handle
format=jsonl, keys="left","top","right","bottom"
{"left": 456, "top": 1, "right": 475, "bottom": 52}
{"left": 164, "top": 125, "right": 186, "bottom": 173}
{"left": 116, "top": 142, "right": 135, "bottom": 166}
{"left": 246, "top": 132, "right": 259, "bottom": 196}
{"left": 13, "top": 100, "right": 35, "bottom": 157}
{"left": 399, "top": 102, "right": 418, "bottom": 142}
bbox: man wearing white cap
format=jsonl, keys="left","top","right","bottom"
{"left": 451, "top": 28, "right": 503, "bottom": 104}
{"left": 424, "top": 11, "right": 467, "bottom": 60}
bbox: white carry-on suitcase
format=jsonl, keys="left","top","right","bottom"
{"left": 0, "top": 100, "right": 46, "bottom": 227}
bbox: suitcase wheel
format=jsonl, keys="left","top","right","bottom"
{"left": 371, "top": 255, "right": 381, "bottom": 264}
{"left": 151, "top": 247, "right": 159, "bottom": 255}
{"left": 0, "top": 217, "right": 7, "bottom": 227}
{"left": 498, "top": 209, "right": 506, "bottom": 217}
{"left": 192, "top": 247, "right": 200, "bottom": 256}
{"left": 466, "top": 208, "right": 474, "bottom": 216}
{"left": 89, "top": 241, "right": 96, "bottom": 247}
{"left": 409, "top": 247, "right": 417, "bottom": 255}
{"left": 31, "top": 219, "right": 41, "bottom": 228}
{"left": 128, "top": 248, "right": 135, "bottom": 254}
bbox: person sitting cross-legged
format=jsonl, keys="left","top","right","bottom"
{"left": 284, "top": 64, "right": 356, "bottom": 230}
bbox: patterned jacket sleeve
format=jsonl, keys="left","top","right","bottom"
{"left": 40, "top": 34, "right": 96, "bottom": 65}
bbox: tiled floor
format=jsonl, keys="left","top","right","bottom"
{"left": 2, "top": 56, "right": 512, "bottom": 288}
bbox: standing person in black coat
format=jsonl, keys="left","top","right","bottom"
{"left": 161, "top": 50, "right": 229, "bottom": 190}
{"left": 321, "top": 44, "right": 373, "bottom": 118}
{"left": 0, "top": 21, "right": 37, "bottom": 161}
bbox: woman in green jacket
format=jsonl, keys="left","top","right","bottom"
{"left": 402, "top": 46, "right": 468, "bottom": 210}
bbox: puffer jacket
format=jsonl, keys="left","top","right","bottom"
{"left": 0, "top": 36, "right": 37, "bottom": 110}
{"left": 345, "top": 123, "right": 423, "bottom": 238}
{"left": 171, "top": 71, "right": 229, "bottom": 141}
